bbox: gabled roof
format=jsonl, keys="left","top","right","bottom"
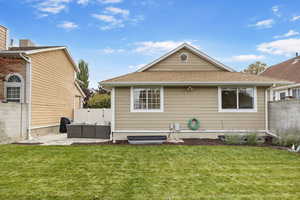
{"left": 101, "top": 71, "right": 291, "bottom": 86}
{"left": 261, "top": 56, "right": 300, "bottom": 83}
{"left": 137, "top": 43, "right": 235, "bottom": 72}
{"left": 0, "top": 46, "right": 79, "bottom": 72}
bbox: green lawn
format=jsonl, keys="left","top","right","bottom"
{"left": 0, "top": 145, "right": 300, "bottom": 200}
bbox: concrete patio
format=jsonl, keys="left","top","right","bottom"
{"left": 16, "top": 134, "right": 109, "bottom": 146}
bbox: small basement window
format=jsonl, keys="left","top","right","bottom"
{"left": 131, "top": 87, "right": 164, "bottom": 112}
{"left": 218, "top": 87, "right": 257, "bottom": 112}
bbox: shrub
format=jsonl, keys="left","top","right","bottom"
{"left": 272, "top": 129, "right": 300, "bottom": 147}
{"left": 87, "top": 93, "right": 111, "bottom": 108}
{"left": 224, "top": 133, "right": 264, "bottom": 145}
{"left": 224, "top": 134, "right": 245, "bottom": 145}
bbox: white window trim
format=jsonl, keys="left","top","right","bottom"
{"left": 130, "top": 86, "right": 164, "bottom": 112}
{"left": 278, "top": 90, "right": 288, "bottom": 100}
{"left": 179, "top": 52, "right": 189, "bottom": 63}
{"left": 4, "top": 73, "right": 25, "bottom": 103}
{"left": 218, "top": 86, "right": 257, "bottom": 113}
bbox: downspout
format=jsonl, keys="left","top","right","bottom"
{"left": 19, "top": 53, "right": 32, "bottom": 139}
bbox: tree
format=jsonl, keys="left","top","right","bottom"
{"left": 77, "top": 60, "right": 89, "bottom": 89}
{"left": 87, "top": 93, "right": 111, "bottom": 108}
{"left": 242, "top": 61, "right": 268, "bottom": 75}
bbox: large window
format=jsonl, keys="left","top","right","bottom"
{"left": 292, "top": 88, "right": 300, "bottom": 99}
{"left": 219, "top": 87, "right": 256, "bottom": 112}
{"left": 131, "top": 87, "right": 163, "bottom": 112}
{"left": 5, "top": 74, "right": 24, "bottom": 103}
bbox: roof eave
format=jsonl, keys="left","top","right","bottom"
{"left": 0, "top": 47, "right": 79, "bottom": 72}
{"left": 100, "top": 81, "right": 292, "bottom": 87}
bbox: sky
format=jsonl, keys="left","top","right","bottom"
{"left": 1, "top": 0, "right": 300, "bottom": 88}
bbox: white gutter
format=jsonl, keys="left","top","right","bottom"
{"left": 272, "top": 83, "right": 300, "bottom": 91}
{"left": 19, "top": 53, "right": 32, "bottom": 140}
{"left": 101, "top": 81, "right": 292, "bottom": 87}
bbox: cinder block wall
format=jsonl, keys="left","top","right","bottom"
{"left": 0, "top": 103, "right": 28, "bottom": 143}
{"left": 269, "top": 100, "right": 300, "bottom": 134}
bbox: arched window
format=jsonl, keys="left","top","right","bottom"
{"left": 4, "top": 73, "right": 24, "bottom": 103}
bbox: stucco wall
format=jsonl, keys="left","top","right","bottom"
{"left": 0, "top": 102, "right": 28, "bottom": 143}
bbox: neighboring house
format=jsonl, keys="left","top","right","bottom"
{"left": 260, "top": 55, "right": 300, "bottom": 101}
{"left": 0, "top": 25, "right": 85, "bottom": 142}
{"left": 101, "top": 43, "right": 289, "bottom": 140}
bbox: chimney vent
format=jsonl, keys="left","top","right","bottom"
{"left": 19, "top": 39, "right": 35, "bottom": 47}
{"left": 0, "top": 25, "right": 8, "bottom": 50}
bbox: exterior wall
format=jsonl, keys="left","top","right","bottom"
{"left": 146, "top": 48, "right": 224, "bottom": 72}
{"left": 0, "top": 60, "right": 26, "bottom": 100}
{"left": 0, "top": 102, "right": 28, "bottom": 143}
{"left": 114, "top": 86, "right": 266, "bottom": 131}
{"left": 30, "top": 126, "right": 59, "bottom": 137}
{"left": 29, "top": 49, "right": 79, "bottom": 128}
{"left": 269, "top": 99, "right": 300, "bottom": 135}
{"left": 0, "top": 25, "right": 7, "bottom": 50}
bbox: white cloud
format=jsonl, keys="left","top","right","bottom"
{"left": 99, "top": 0, "right": 122, "bottom": 4}
{"left": 100, "top": 47, "right": 125, "bottom": 54}
{"left": 274, "top": 30, "right": 299, "bottom": 39}
{"left": 77, "top": 0, "right": 89, "bottom": 5}
{"left": 93, "top": 5, "right": 143, "bottom": 30}
{"left": 133, "top": 40, "right": 198, "bottom": 55}
{"left": 272, "top": 5, "right": 280, "bottom": 17}
{"left": 257, "top": 38, "right": 300, "bottom": 56}
{"left": 291, "top": 16, "right": 300, "bottom": 22}
{"left": 36, "top": 0, "right": 71, "bottom": 14}
{"left": 92, "top": 14, "right": 124, "bottom": 30}
{"left": 250, "top": 19, "right": 274, "bottom": 29}
{"left": 57, "top": 21, "right": 79, "bottom": 30}
{"left": 230, "top": 55, "right": 265, "bottom": 62}
{"left": 105, "top": 7, "right": 129, "bottom": 16}
{"left": 129, "top": 64, "right": 146, "bottom": 70}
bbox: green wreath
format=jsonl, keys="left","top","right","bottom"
{"left": 188, "top": 118, "right": 200, "bottom": 130}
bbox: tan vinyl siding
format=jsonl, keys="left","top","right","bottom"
{"left": 146, "top": 48, "right": 224, "bottom": 72}
{"left": 30, "top": 49, "right": 78, "bottom": 127}
{"left": 115, "top": 86, "right": 266, "bottom": 130}
{"left": 74, "top": 96, "right": 81, "bottom": 109}
{"left": 0, "top": 61, "right": 26, "bottom": 100}
{"left": 0, "top": 26, "right": 7, "bottom": 50}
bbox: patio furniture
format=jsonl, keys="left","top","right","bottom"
{"left": 67, "top": 124, "right": 110, "bottom": 139}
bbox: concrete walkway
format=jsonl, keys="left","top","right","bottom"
{"left": 17, "top": 134, "right": 109, "bottom": 146}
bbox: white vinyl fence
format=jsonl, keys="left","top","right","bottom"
{"left": 74, "top": 109, "right": 111, "bottom": 125}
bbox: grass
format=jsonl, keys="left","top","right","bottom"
{"left": 0, "top": 145, "right": 300, "bottom": 200}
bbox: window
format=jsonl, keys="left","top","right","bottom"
{"left": 131, "top": 87, "right": 163, "bottom": 112}
{"left": 219, "top": 87, "right": 256, "bottom": 112}
{"left": 5, "top": 74, "right": 24, "bottom": 103}
{"left": 279, "top": 92, "right": 286, "bottom": 100}
{"left": 292, "top": 88, "right": 300, "bottom": 99}
{"left": 179, "top": 53, "right": 188, "bottom": 63}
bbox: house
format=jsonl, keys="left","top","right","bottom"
{"left": 0, "top": 25, "right": 85, "bottom": 142}
{"left": 260, "top": 55, "right": 300, "bottom": 101}
{"left": 101, "top": 43, "right": 290, "bottom": 140}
